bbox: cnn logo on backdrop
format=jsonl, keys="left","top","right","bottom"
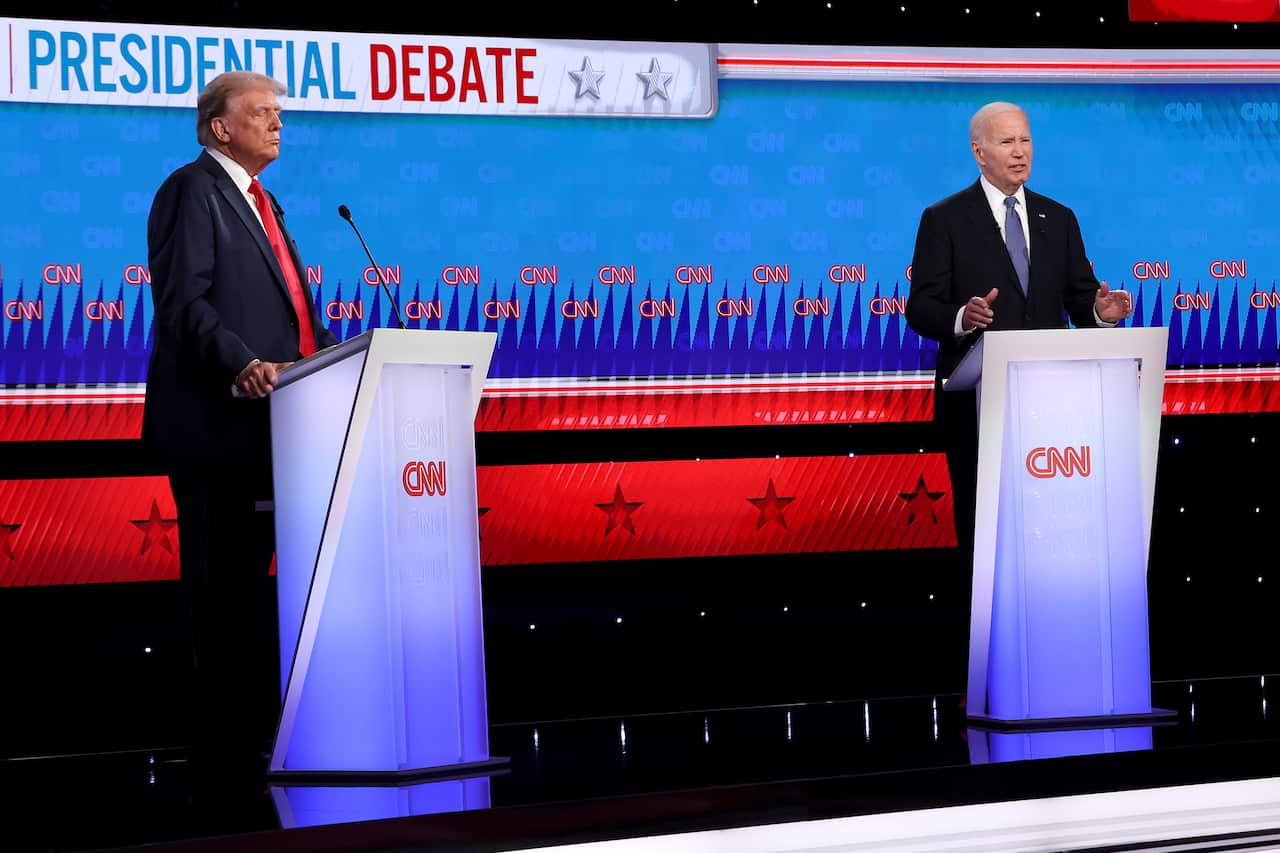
{"left": 402, "top": 460, "right": 447, "bottom": 496}
{"left": 1025, "top": 446, "right": 1092, "bottom": 479}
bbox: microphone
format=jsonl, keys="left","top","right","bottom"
{"left": 338, "top": 204, "right": 406, "bottom": 330}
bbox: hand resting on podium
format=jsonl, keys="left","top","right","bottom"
{"left": 229, "top": 339, "right": 346, "bottom": 398}
{"left": 231, "top": 358, "right": 292, "bottom": 399}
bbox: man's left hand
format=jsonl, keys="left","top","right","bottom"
{"left": 1095, "top": 281, "right": 1133, "bottom": 324}
{"left": 236, "top": 359, "right": 292, "bottom": 399}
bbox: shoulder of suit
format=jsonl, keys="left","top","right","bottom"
{"left": 1024, "top": 188, "right": 1072, "bottom": 215}
{"left": 148, "top": 158, "right": 231, "bottom": 221}
{"left": 926, "top": 182, "right": 982, "bottom": 215}
{"left": 158, "top": 156, "right": 221, "bottom": 191}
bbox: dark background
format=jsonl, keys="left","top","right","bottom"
{"left": 1, "top": 1, "right": 1277, "bottom": 758}
{"left": 10, "top": 1, "right": 1277, "bottom": 48}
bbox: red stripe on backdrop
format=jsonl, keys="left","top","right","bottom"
{"left": 0, "top": 369, "right": 1277, "bottom": 441}
{"left": 0, "top": 399, "right": 144, "bottom": 441}
{"left": 0, "top": 477, "right": 179, "bottom": 586}
{"left": 3, "top": 458, "right": 953, "bottom": 585}
{"left": 1162, "top": 374, "right": 1280, "bottom": 415}
{"left": 1127, "top": 0, "right": 1280, "bottom": 23}
{"left": 717, "top": 57, "right": 1280, "bottom": 70}
{"left": 475, "top": 386, "right": 933, "bottom": 430}
{"left": 475, "top": 454, "right": 956, "bottom": 566}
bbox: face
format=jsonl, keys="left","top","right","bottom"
{"left": 210, "top": 85, "right": 283, "bottom": 176}
{"left": 972, "top": 109, "right": 1032, "bottom": 196}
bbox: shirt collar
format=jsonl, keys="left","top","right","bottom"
{"left": 979, "top": 174, "right": 1026, "bottom": 215}
{"left": 206, "top": 147, "right": 255, "bottom": 195}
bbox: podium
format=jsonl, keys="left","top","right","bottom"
{"left": 266, "top": 328, "right": 505, "bottom": 779}
{"left": 944, "top": 327, "right": 1175, "bottom": 728}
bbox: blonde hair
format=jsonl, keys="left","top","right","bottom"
{"left": 196, "top": 71, "right": 285, "bottom": 147}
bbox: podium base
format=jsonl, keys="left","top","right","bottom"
{"left": 966, "top": 708, "right": 1178, "bottom": 732}
{"left": 267, "top": 755, "right": 510, "bottom": 784}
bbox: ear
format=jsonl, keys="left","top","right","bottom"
{"left": 210, "top": 117, "right": 230, "bottom": 144}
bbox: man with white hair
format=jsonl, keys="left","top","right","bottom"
{"left": 906, "top": 101, "right": 1133, "bottom": 562}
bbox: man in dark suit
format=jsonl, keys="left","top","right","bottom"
{"left": 906, "top": 101, "right": 1133, "bottom": 559}
{"left": 143, "top": 71, "right": 338, "bottom": 764}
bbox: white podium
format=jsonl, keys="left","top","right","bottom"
{"left": 944, "top": 327, "right": 1175, "bottom": 728}
{"left": 266, "top": 328, "right": 505, "bottom": 779}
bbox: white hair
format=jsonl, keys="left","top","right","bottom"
{"left": 969, "top": 102, "right": 1026, "bottom": 144}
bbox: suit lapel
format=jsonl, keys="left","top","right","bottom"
{"left": 964, "top": 181, "right": 1023, "bottom": 298}
{"left": 199, "top": 152, "right": 293, "bottom": 308}
{"left": 1025, "top": 191, "right": 1049, "bottom": 302}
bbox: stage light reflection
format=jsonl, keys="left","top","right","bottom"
{"left": 968, "top": 726, "right": 1154, "bottom": 765}
{"left": 271, "top": 776, "right": 492, "bottom": 829}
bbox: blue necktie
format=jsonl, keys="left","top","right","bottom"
{"left": 1004, "top": 196, "right": 1029, "bottom": 296}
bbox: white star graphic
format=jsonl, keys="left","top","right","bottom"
{"left": 636, "top": 58, "right": 674, "bottom": 101}
{"left": 568, "top": 56, "right": 606, "bottom": 100}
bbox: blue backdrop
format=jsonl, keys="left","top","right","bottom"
{"left": 2, "top": 80, "right": 1277, "bottom": 385}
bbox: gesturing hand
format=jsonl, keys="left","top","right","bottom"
{"left": 962, "top": 288, "right": 999, "bottom": 331}
{"left": 1094, "top": 281, "right": 1133, "bottom": 324}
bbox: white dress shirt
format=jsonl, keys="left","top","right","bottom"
{"left": 954, "top": 175, "right": 1111, "bottom": 336}
{"left": 979, "top": 174, "right": 1029, "bottom": 256}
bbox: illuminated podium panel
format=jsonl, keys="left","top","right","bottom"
{"left": 267, "top": 328, "right": 504, "bottom": 779}
{"left": 945, "top": 327, "right": 1175, "bottom": 728}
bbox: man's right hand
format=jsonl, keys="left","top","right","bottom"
{"left": 235, "top": 359, "right": 288, "bottom": 399}
{"left": 962, "top": 288, "right": 999, "bottom": 331}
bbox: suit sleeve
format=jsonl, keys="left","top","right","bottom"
{"left": 906, "top": 206, "right": 963, "bottom": 343}
{"left": 147, "top": 176, "right": 256, "bottom": 383}
{"left": 1062, "top": 208, "right": 1101, "bottom": 329}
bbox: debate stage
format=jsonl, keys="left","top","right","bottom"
{"left": 6, "top": 10, "right": 1280, "bottom": 853}
{"left": 11, "top": 676, "right": 1280, "bottom": 852}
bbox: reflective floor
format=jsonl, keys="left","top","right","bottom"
{"left": 10, "top": 677, "right": 1280, "bottom": 852}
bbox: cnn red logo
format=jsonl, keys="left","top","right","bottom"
{"left": 1025, "top": 446, "right": 1092, "bottom": 479}
{"left": 402, "top": 460, "right": 447, "bottom": 496}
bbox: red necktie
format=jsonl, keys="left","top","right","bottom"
{"left": 248, "top": 178, "right": 316, "bottom": 357}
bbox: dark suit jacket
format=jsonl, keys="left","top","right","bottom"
{"left": 906, "top": 180, "right": 1100, "bottom": 380}
{"left": 143, "top": 150, "right": 338, "bottom": 467}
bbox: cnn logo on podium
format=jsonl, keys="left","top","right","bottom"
{"left": 1025, "top": 446, "right": 1092, "bottom": 479}
{"left": 402, "top": 460, "right": 448, "bottom": 496}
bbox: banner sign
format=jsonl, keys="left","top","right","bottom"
{"left": 1, "top": 18, "right": 716, "bottom": 117}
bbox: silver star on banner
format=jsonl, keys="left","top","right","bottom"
{"left": 636, "top": 58, "right": 673, "bottom": 101}
{"left": 568, "top": 56, "right": 606, "bottom": 100}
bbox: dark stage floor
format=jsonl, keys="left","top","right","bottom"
{"left": 10, "top": 676, "right": 1280, "bottom": 852}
